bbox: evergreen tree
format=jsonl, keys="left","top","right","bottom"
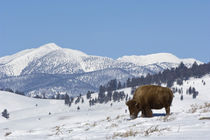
{"left": 15, "top": 90, "right": 24, "bottom": 96}
{"left": 107, "top": 91, "right": 112, "bottom": 101}
{"left": 112, "top": 91, "right": 122, "bottom": 102}
{"left": 98, "top": 91, "right": 105, "bottom": 103}
{"left": 34, "top": 95, "right": 41, "bottom": 99}
{"left": 192, "top": 91, "right": 198, "bottom": 99}
{"left": 2, "top": 109, "right": 9, "bottom": 119}
{"left": 191, "top": 61, "right": 200, "bottom": 77}
{"left": 123, "top": 83, "right": 126, "bottom": 88}
{"left": 176, "top": 79, "right": 183, "bottom": 86}
{"left": 180, "top": 95, "right": 183, "bottom": 101}
{"left": 189, "top": 87, "right": 192, "bottom": 94}
{"left": 117, "top": 81, "right": 122, "bottom": 89}
{"left": 86, "top": 91, "right": 92, "bottom": 99}
{"left": 125, "top": 94, "right": 128, "bottom": 101}
{"left": 77, "top": 106, "right": 80, "bottom": 110}
{"left": 99, "top": 85, "right": 106, "bottom": 93}
{"left": 126, "top": 78, "right": 131, "bottom": 87}
{"left": 75, "top": 96, "right": 80, "bottom": 104}
{"left": 89, "top": 99, "right": 92, "bottom": 107}
{"left": 70, "top": 97, "right": 74, "bottom": 103}
{"left": 81, "top": 98, "right": 84, "bottom": 103}
{"left": 131, "top": 87, "right": 136, "bottom": 95}
{"left": 98, "top": 85, "right": 106, "bottom": 103}
{"left": 56, "top": 93, "right": 60, "bottom": 99}
{"left": 192, "top": 87, "right": 199, "bottom": 99}
{"left": 107, "top": 79, "right": 117, "bottom": 91}
{"left": 64, "top": 94, "right": 70, "bottom": 105}
{"left": 5, "top": 88, "right": 14, "bottom": 93}
{"left": 59, "top": 94, "right": 65, "bottom": 100}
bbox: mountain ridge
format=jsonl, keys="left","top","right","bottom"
{"left": 117, "top": 53, "right": 202, "bottom": 66}
{"left": 0, "top": 43, "right": 203, "bottom": 97}
{"left": 0, "top": 43, "right": 202, "bottom": 78}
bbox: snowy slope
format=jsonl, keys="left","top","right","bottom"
{"left": 0, "top": 75, "right": 210, "bottom": 139}
{"left": 0, "top": 69, "right": 132, "bottom": 97}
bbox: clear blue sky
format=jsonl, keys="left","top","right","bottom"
{"left": 0, "top": 0, "right": 209, "bottom": 62}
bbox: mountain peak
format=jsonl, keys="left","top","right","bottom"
{"left": 38, "top": 43, "right": 61, "bottom": 50}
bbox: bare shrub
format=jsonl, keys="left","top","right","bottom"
{"left": 112, "top": 129, "right": 139, "bottom": 138}
{"left": 115, "top": 115, "right": 120, "bottom": 120}
{"left": 84, "top": 123, "right": 90, "bottom": 126}
{"left": 106, "top": 116, "right": 111, "bottom": 122}
{"left": 204, "top": 102, "right": 210, "bottom": 107}
{"left": 68, "top": 129, "right": 73, "bottom": 133}
{"left": 52, "top": 125, "right": 65, "bottom": 135}
{"left": 111, "top": 125, "right": 170, "bottom": 138}
{"left": 199, "top": 117, "right": 210, "bottom": 120}
{"left": 188, "top": 102, "right": 210, "bottom": 113}
{"left": 157, "top": 115, "right": 175, "bottom": 122}
{"left": 111, "top": 123, "right": 118, "bottom": 128}
{"left": 91, "top": 122, "right": 97, "bottom": 127}
{"left": 201, "top": 108, "right": 210, "bottom": 113}
{"left": 55, "top": 126, "right": 62, "bottom": 135}
{"left": 201, "top": 102, "right": 210, "bottom": 113}
{"left": 144, "top": 125, "right": 170, "bottom": 136}
{"left": 106, "top": 123, "right": 118, "bottom": 129}
{"left": 188, "top": 104, "right": 198, "bottom": 113}
{"left": 5, "top": 132, "right": 12, "bottom": 136}
{"left": 85, "top": 128, "right": 90, "bottom": 131}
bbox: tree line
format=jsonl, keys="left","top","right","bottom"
{"left": 95, "top": 61, "right": 210, "bottom": 102}
{"left": 125, "top": 62, "right": 210, "bottom": 88}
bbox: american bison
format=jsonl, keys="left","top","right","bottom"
{"left": 126, "top": 85, "right": 173, "bottom": 119}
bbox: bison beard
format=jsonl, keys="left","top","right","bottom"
{"left": 126, "top": 85, "right": 173, "bottom": 119}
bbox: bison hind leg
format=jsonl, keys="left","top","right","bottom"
{"left": 165, "top": 106, "right": 170, "bottom": 115}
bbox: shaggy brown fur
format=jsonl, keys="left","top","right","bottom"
{"left": 126, "top": 85, "right": 173, "bottom": 119}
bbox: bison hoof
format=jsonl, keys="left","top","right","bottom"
{"left": 130, "top": 115, "right": 137, "bottom": 119}
{"left": 141, "top": 114, "right": 145, "bottom": 117}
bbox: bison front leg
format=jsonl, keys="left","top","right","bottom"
{"left": 165, "top": 106, "right": 170, "bottom": 115}
{"left": 145, "top": 107, "right": 153, "bottom": 117}
{"left": 141, "top": 109, "right": 146, "bottom": 117}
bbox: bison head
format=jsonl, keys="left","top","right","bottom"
{"left": 126, "top": 99, "right": 142, "bottom": 119}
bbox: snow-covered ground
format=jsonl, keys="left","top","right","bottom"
{"left": 0, "top": 75, "right": 210, "bottom": 140}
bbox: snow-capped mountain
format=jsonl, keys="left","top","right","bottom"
{"left": 0, "top": 43, "right": 202, "bottom": 97}
{"left": 0, "top": 43, "right": 202, "bottom": 78}
{"left": 0, "top": 43, "right": 61, "bottom": 77}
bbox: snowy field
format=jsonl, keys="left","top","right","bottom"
{"left": 0, "top": 75, "right": 210, "bottom": 140}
